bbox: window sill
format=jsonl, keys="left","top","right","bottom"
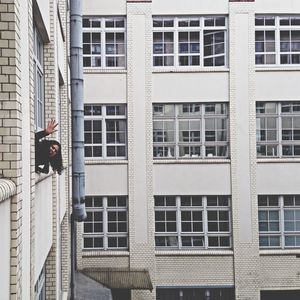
{"left": 83, "top": 68, "right": 127, "bottom": 74}
{"left": 85, "top": 159, "right": 128, "bottom": 165}
{"left": 82, "top": 250, "right": 130, "bottom": 257}
{"left": 152, "top": 67, "right": 229, "bottom": 73}
{"left": 256, "top": 66, "right": 300, "bottom": 72}
{"left": 153, "top": 159, "right": 230, "bottom": 164}
{"left": 260, "top": 249, "right": 300, "bottom": 256}
{"left": 257, "top": 158, "right": 300, "bottom": 163}
{"left": 155, "top": 250, "right": 233, "bottom": 256}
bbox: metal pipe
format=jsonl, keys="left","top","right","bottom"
{"left": 70, "top": 0, "right": 86, "bottom": 221}
{"left": 70, "top": 0, "right": 86, "bottom": 298}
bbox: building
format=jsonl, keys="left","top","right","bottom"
{"left": 78, "top": 0, "right": 300, "bottom": 300}
{"left": 0, "top": 0, "right": 72, "bottom": 299}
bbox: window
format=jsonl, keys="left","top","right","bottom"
{"left": 156, "top": 287, "right": 235, "bottom": 300}
{"left": 83, "top": 196, "right": 128, "bottom": 250}
{"left": 258, "top": 195, "right": 300, "bottom": 248}
{"left": 154, "top": 195, "right": 231, "bottom": 249}
{"left": 84, "top": 104, "right": 127, "bottom": 159}
{"left": 256, "top": 102, "right": 300, "bottom": 157}
{"left": 255, "top": 16, "right": 300, "bottom": 65}
{"left": 83, "top": 17, "right": 126, "bottom": 68}
{"left": 153, "top": 16, "right": 227, "bottom": 67}
{"left": 35, "top": 266, "right": 46, "bottom": 300}
{"left": 34, "top": 25, "right": 45, "bottom": 130}
{"left": 261, "top": 290, "right": 300, "bottom": 300}
{"left": 153, "top": 103, "right": 229, "bottom": 159}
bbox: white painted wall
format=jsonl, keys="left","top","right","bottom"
{"left": 20, "top": 0, "right": 31, "bottom": 296}
{"left": 256, "top": 72, "right": 300, "bottom": 101}
{"left": 257, "top": 163, "right": 300, "bottom": 194}
{"left": 85, "top": 164, "right": 128, "bottom": 195}
{"left": 57, "top": 19, "right": 65, "bottom": 82}
{"left": 152, "top": 0, "right": 228, "bottom": 15}
{"left": 255, "top": 0, "right": 300, "bottom": 13}
{"left": 84, "top": 74, "right": 127, "bottom": 103}
{"left": 59, "top": 171, "right": 66, "bottom": 224}
{"left": 36, "top": 0, "right": 50, "bottom": 35}
{"left": 83, "top": 0, "right": 126, "bottom": 15}
{"left": 35, "top": 177, "right": 53, "bottom": 283}
{"left": 153, "top": 164, "right": 231, "bottom": 195}
{"left": 0, "top": 199, "right": 10, "bottom": 300}
{"left": 153, "top": 73, "right": 229, "bottom": 102}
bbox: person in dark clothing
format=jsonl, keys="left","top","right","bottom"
{"left": 35, "top": 120, "right": 63, "bottom": 175}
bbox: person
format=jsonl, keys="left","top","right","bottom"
{"left": 35, "top": 119, "right": 63, "bottom": 175}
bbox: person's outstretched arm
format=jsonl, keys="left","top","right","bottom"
{"left": 35, "top": 119, "right": 58, "bottom": 142}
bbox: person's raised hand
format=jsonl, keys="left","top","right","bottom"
{"left": 45, "top": 119, "right": 58, "bottom": 135}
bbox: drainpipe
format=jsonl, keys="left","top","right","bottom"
{"left": 70, "top": 0, "right": 86, "bottom": 298}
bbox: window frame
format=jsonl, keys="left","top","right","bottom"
{"left": 33, "top": 24, "right": 45, "bottom": 131}
{"left": 255, "top": 15, "right": 300, "bottom": 66}
{"left": 153, "top": 103, "right": 229, "bottom": 159}
{"left": 82, "top": 16, "right": 126, "bottom": 69}
{"left": 154, "top": 195, "right": 232, "bottom": 250}
{"left": 83, "top": 196, "right": 128, "bottom": 251}
{"left": 84, "top": 104, "right": 127, "bottom": 160}
{"left": 152, "top": 16, "right": 228, "bottom": 68}
{"left": 256, "top": 102, "right": 300, "bottom": 158}
{"left": 258, "top": 195, "right": 300, "bottom": 249}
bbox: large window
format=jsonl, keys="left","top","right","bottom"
{"left": 83, "top": 196, "right": 128, "bottom": 250}
{"left": 83, "top": 17, "right": 126, "bottom": 68}
{"left": 34, "top": 25, "right": 45, "bottom": 130}
{"left": 153, "top": 16, "right": 227, "bottom": 67}
{"left": 157, "top": 287, "right": 235, "bottom": 300}
{"left": 255, "top": 16, "right": 300, "bottom": 65}
{"left": 155, "top": 195, "right": 231, "bottom": 249}
{"left": 153, "top": 103, "right": 229, "bottom": 159}
{"left": 256, "top": 102, "right": 300, "bottom": 157}
{"left": 258, "top": 195, "right": 300, "bottom": 248}
{"left": 84, "top": 104, "right": 127, "bottom": 159}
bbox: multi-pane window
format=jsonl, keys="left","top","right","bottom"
{"left": 84, "top": 104, "right": 127, "bottom": 159}
{"left": 83, "top": 17, "right": 126, "bottom": 68}
{"left": 157, "top": 287, "right": 235, "bottom": 300}
{"left": 153, "top": 103, "right": 229, "bottom": 159}
{"left": 258, "top": 195, "right": 300, "bottom": 248}
{"left": 153, "top": 16, "right": 227, "bottom": 67}
{"left": 34, "top": 25, "right": 45, "bottom": 130}
{"left": 83, "top": 196, "right": 128, "bottom": 250}
{"left": 255, "top": 16, "right": 300, "bottom": 65}
{"left": 256, "top": 102, "right": 300, "bottom": 157}
{"left": 154, "top": 195, "right": 231, "bottom": 249}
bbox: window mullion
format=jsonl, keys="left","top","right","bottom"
{"left": 203, "top": 196, "right": 208, "bottom": 249}
{"left": 103, "top": 197, "right": 108, "bottom": 250}
{"left": 201, "top": 104, "right": 206, "bottom": 158}
{"left": 277, "top": 103, "right": 282, "bottom": 157}
{"left": 177, "top": 196, "right": 181, "bottom": 250}
{"left": 102, "top": 106, "right": 107, "bottom": 158}
{"left": 279, "top": 196, "right": 285, "bottom": 249}
{"left": 174, "top": 18, "right": 179, "bottom": 68}
{"left": 175, "top": 105, "right": 179, "bottom": 158}
{"left": 200, "top": 17, "right": 204, "bottom": 67}
{"left": 275, "top": 17, "right": 281, "bottom": 65}
{"left": 101, "top": 19, "right": 106, "bottom": 68}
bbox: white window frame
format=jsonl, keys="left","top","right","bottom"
{"left": 35, "top": 266, "right": 46, "bottom": 300}
{"left": 152, "top": 16, "right": 228, "bottom": 68}
{"left": 255, "top": 15, "right": 300, "bottom": 66}
{"left": 258, "top": 195, "right": 300, "bottom": 249}
{"left": 83, "top": 196, "right": 128, "bottom": 250}
{"left": 83, "top": 16, "right": 126, "bottom": 69}
{"left": 256, "top": 102, "right": 300, "bottom": 158}
{"left": 34, "top": 25, "right": 45, "bottom": 131}
{"left": 154, "top": 195, "right": 232, "bottom": 250}
{"left": 84, "top": 104, "right": 127, "bottom": 159}
{"left": 153, "top": 103, "right": 229, "bottom": 159}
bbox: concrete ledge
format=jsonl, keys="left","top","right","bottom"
{"left": 0, "top": 179, "right": 16, "bottom": 203}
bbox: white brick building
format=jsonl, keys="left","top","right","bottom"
{"left": 79, "top": 0, "right": 300, "bottom": 300}
{"left": 0, "top": 0, "right": 72, "bottom": 299}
